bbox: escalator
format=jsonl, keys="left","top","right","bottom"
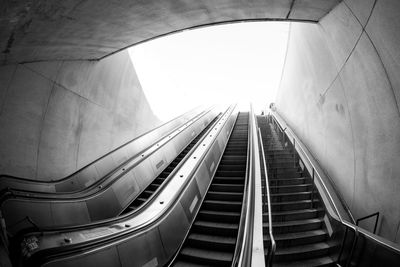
{"left": 0, "top": 107, "right": 208, "bottom": 194}
{"left": 1, "top": 109, "right": 220, "bottom": 234}
{"left": 15, "top": 106, "right": 239, "bottom": 267}
{"left": 120, "top": 116, "right": 218, "bottom": 214}
{"left": 258, "top": 116, "right": 336, "bottom": 266}
{"left": 172, "top": 112, "right": 249, "bottom": 266}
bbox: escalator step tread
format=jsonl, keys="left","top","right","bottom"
{"left": 199, "top": 210, "right": 241, "bottom": 217}
{"left": 173, "top": 261, "right": 207, "bottom": 267}
{"left": 273, "top": 242, "right": 330, "bottom": 256}
{"left": 264, "top": 218, "right": 323, "bottom": 227}
{"left": 272, "top": 256, "right": 335, "bottom": 267}
{"left": 194, "top": 220, "right": 239, "bottom": 229}
{"left": 189, "top": 233, "right": 236, "bottom": 244}
{"left": 265, "top": 208, "right": 324, "bottom": 216}
{"left": 271, "top": 199, "right": 319, "bottom": 205}
{"left": 180, "top": 247, "right": 233, "bottom": 263}
{"left": 204, "top": 199, "right": 241, "bottom": 205}
{"left": 264, "top": 229, "right": 327, "bottom": 241}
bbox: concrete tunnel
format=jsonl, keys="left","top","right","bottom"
{"left": 0, "top": 0, "right": 400, "bottom": 266}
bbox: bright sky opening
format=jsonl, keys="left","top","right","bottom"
{"left": 129, "top": 22, "right": 289, "bottom": 121}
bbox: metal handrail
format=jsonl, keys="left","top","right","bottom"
{"left": 257, "top": 127, "right": 276, "bottom": 266}
{"left": 268, "top": 111, "right": 359, "bottom": 266}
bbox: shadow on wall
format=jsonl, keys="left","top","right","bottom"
{"left": 0, "top": 50, "right": 161, "bottom": 181}
{"left": 276, "top": 1, "right": 400, "bottom": 243}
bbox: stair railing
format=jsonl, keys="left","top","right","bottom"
{"left": 257, "top": 127, "right": 276, "bottom": 267}
{"left": 268, "top": 110, "right": 359, "bottom": 266}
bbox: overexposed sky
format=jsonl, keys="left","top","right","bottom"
{"left": 129, "top": 22, "right": 289, "bottom": 121}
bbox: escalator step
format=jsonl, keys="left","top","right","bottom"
{"left": 179, "top": 247, "right": 232, "bottom": 266}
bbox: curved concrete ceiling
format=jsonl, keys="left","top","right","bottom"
{"left": 1, "top": 0, "right": 341, "bottom": 64}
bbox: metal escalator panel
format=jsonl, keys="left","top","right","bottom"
{"left": 173, "top": 112, "right": 249, "bottom": 266}
{"left": 120, "top": 116, "right": 219, "bottom": 214}
{"left": 257, "top": 116, "right": 336, "bottom": 267}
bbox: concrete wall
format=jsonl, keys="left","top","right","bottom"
{"left": 0, "top": 50, "right": 161, "bottom": 181}
{"left": 0, "top": 0, "right": 340, "bottom": 63}
{"left": 276, "top": 0, "right": 400, "bottom": 242}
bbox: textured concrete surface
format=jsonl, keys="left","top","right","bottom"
{"left": 0, "top": 0, "right": 341, "bottom": 64}
{"left": 276, "top": 1, "right": 400, "bottom": 242}
{"left": 0, "top": 50, "right": 161, "bottom": 180}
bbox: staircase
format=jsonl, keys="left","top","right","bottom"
{"left": 258, "top": 116, "right": 336, "bottom": 267}
{"left": 173, "top": 112, "right": 249, "bottom": 266}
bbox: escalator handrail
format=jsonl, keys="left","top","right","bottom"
{"left": 231, "top": 107, "right": 254, "bottom": 267}
{"left": 26, "top": 105, "right": 237, "bottom": 265}
{"left": 1, "top": 107, "right": 217, "bottom": 201}
{"left": 0, "top": 105, "right": 207, "bottom": 185}
{"left": 269, "top": 110, "right": 400, "bottom": 261}
{"left": 257, "top": 126, "right": 276, "bottom": 266}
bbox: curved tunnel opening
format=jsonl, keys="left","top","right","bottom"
{"left": 0, "top": 1, "right": 399, "bottom": 264}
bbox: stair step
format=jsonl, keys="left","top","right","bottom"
{"left": 210, "top": 183, "right": 244, "bottom": 192}
{"left": 273, "top": 242, "right": 332, "bottom": 262}
{"left": 270, "top": 191, "right": 312, "bottom": 202}
{"left": 264, "top": 208, "right": 325, "bottom": 222}
{"left": 180, "top": 247, "right": 232, "bottom": 266}
{"left": 203, "top": 199, "right": 242, "bottom": 211}
{"left": 270, "top": 184, "right": 313, "bottom": 193}
{"left": 265, "top": 229, "right": 328, "bottom": 248}
{"left": 268, "top": 177, "right": 309, "bottom": 186}
{"left": 188, "top": 233, "right": 236, "bottom": 250}
{"left": 270, "top": 199, "right": 320, "bottom": 211}
{"left": 273, "top": 256, "right": 335, "bottom": 267}
{"left": 213, "top": 176, "right": 245, "bottom": 184}
{"left": 264, "top": 218, "right": 324, "bottom": 234}
{"left": 207, "top": 191, "right": 243, "bottom": 201}
{"left": 198, "top": 210, "right": 240, "bottom": 223}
